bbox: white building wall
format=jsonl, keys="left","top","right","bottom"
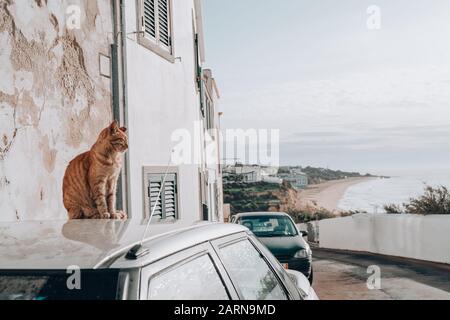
{"left": 203, "top": 69, "right": 223, "bottom": 222}
{"left": 124, "top": 0, "right": 204, "bottom": 225}
{"left": 261, "top": 166, "right": 279, "bottom": 176}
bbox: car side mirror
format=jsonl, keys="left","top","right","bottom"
{"left": 300, "top": 231, "right": 308, "bottom": 237}
{"left": 286, "top": 269, "right": 318, "bottom": 300}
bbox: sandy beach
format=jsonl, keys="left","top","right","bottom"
{"left": 299, "top": 177, "right": 376, "bottom": 213}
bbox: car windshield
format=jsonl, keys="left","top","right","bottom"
{"left": 239, "top": 216, "right": 298, "bottom": 237}
{"left": 0, "top": 270, "right": 119, "bottom": 300}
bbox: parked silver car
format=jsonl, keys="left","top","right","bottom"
{"left": 0, "top": 220, "right": 318, "bottom": 300}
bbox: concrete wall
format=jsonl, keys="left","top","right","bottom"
{"left": 0, "top": 0, "right": 114, "bottom": 221}
{"left": 124, "top": 0, "right": 207, "bottom": 223}
{"left": 319, "top": 214, "right": 450, "bottom": 264}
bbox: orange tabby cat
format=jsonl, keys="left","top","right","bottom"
{"left": 63, "top": 121, "right": 128, "bottom": 220}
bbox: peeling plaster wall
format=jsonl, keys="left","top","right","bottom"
{"left": 0, "top": 0, "right": 114, "bottom": 221}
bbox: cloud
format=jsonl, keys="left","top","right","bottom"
{"left": 218, "top": 65, "right": 450, "bottom": 173}
{"left": 222, "top": 65, "right": 450, "bottom": 136}
{"left": 205, "top": 0, "right": 450, "bottom": 174}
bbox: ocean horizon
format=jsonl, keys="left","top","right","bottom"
{"left": 337, "top": 174, "right": 450, "bottom": 213}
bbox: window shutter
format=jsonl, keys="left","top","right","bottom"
{"left": 148, "top": 173, "right": 178, "bottom": 221}
{"left": 158, "top": 0, "right": 170, "bottom": 47}
{"left": 164, "top": 176, "right": 177, "bottom": 219}
{"left": 143, "top": 0, "right": 156, "bottom": 39}
{"left": 149, "top": 176, "right": 163, "bottom": 220}
{"left": 194, "top": 34, "right": 202, "bottom": 89}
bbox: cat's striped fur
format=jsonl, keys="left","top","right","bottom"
{"left": 63, "top": 121, "right": 128, "bottom": 220}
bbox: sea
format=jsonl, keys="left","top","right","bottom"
{"left": 337, "top": 174, "right": 450, "bottom": 213}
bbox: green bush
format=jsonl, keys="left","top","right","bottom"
{"left": 383, "top": 204, "right": 403, "bottom": 214}
{"left": 384, "top": 186, "right": 450, "bottom": 215}
{"left": 287, "top": 208, "right": 336, "bottom": 223}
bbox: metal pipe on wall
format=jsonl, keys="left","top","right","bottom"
{"left": 112, "top": 0, "right": 132, "bottom": 218}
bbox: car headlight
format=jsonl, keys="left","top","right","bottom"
{"left": 294, "top": 249, "right": 309, "bottom": 258}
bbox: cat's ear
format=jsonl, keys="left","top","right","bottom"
{"left": 109, "top": 120, "right": 119, "bottom": 134}
{"left": 120, "top": 127, "right": 127, "bottom": 133}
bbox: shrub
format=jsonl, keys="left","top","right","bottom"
{"left": 340, "top": 210, "right": 366, "bottom": 217}
{"left": 287, "top": 207, "right": 336, "bottom": 223}
{"left": 384, "top": 186, "right": 450, "bottom": 215}
{"left": 406, "top": 186, "right": 450, "bottom": 215}
{"left": 383, "top": 204, "right": 403, "bottom": 214}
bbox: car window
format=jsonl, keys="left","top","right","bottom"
{"left": 239, "top": 216, "right": 298, "bottom": 237}
{"left": 148, "top": 254, "right": 229, "bottom": 300}
{"left": 219, "top": 240, "right": 288, "bottom": 300}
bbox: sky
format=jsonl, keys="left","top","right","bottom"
{"left": 202, "top": 0, "right": 450, "bottom": 176}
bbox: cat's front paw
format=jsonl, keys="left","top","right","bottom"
{"left": 111, "top": 211, "right": 128, "bottom": 220}
{"left": 99, "top": 212, "right": 111, "bottom": 219}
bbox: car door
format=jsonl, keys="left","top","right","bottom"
{"left": 247, "top": 233, "right": 304, "bottom": 300}
{"left": 211, "top": 233, "right": 298, "bottom": 300}
{"left": 140, "top": 242, "right": 239, "bottom": 300}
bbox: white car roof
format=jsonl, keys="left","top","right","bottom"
{"left": 0, "top": 220, "right": 248, "bottom": 270}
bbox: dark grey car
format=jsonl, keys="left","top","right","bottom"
{"left": 231, "top": 212, "right": 313, "bottom": 283}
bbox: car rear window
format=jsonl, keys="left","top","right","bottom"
{"left": 0, "top": 270, "right": 119, "bottom": 300}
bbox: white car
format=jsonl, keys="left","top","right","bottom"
{"left": 0, "top": 220, "right": 318, "bottom": 300}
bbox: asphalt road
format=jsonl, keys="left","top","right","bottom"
{"left": 311, "top": 247, "right": 450, "bottom": 300}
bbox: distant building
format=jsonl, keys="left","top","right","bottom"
{"left": 261, "top": 166, "right": 279, "bottom": 176}
{"left": 261, "top": 175, "right": 283, "bottom": 184}
{"left": 223, "top": 165, "right": 281, "bottom": 184}
{"left": 223, "top": 165, "right": 262, "bottom": 183}
{"left": 278, "top": 170, "right": 309, "bottom": 190}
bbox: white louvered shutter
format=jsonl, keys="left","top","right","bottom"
{"left": 158, "top": 0, "right": 171, "bottom": 48}
{"left": 149, "top": 176, "right": 163, "bottom": 220}
{"left": 163, "top": 176, "right": 177, "bottom": 219}
{"left": 148, "top": 173, "right": 178, "bottom": 221}
{"left": 143, "top": 0, "right": 156, "bottom": 39}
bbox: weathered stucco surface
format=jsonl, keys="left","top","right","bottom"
{"left": 0, "top": 0, "right": 113, "bottom": 221}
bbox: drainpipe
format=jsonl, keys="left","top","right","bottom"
{"left": 112, "top": 0, "right": 132, "bottom": 218}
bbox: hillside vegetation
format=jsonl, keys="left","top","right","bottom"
{"left": 223, "top": 182, "right": 295, "bottom": 214}
{"left": 298, "top": 166, "right": 374, "bottom": 185}
{"left": 224, "top": 181, "right": 356, "bottom": 222}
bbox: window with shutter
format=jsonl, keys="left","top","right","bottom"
{"left": 139, "top": 0, "right": 173, "bottom": 60}
{"left": 147, "top": 172, "right": 178, "bottom": 222}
